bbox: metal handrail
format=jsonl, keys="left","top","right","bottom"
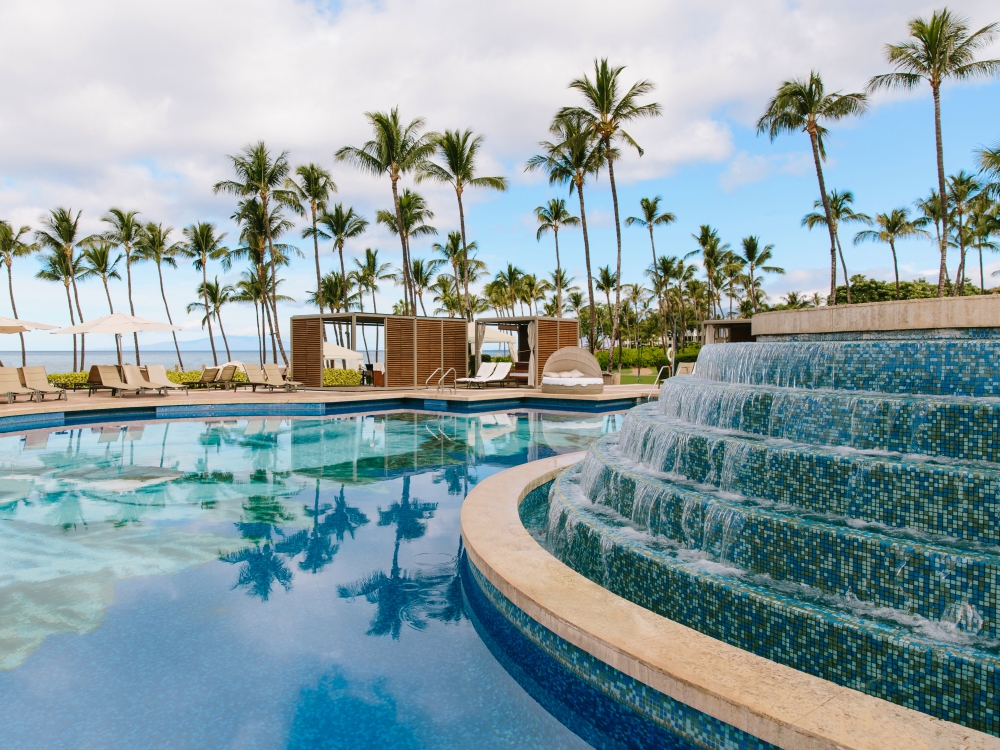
{"left": 424, "top": 367, "right": 443, "bottom": 389}
{"left": 646, "top": 365, "right": 673, "bottom": 402}
{"left": 436, "top": 367, "right": 457, "bottom": 393}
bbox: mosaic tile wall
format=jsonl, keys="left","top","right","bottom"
{"left": 758, "top": 326, "right": 1000, "bottom": 342}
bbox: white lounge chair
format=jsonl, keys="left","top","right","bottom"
{"left": 482, "top": 361, "right": 514, "bottom": 388}
{"left": 143, "top": 365, "right": 189, "bottom": 393}
{"left": 457, "top": 362, "right": 496, "bottom": 388}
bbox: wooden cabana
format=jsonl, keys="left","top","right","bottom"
{"left": 290, "top": 313, "right": 468, "bottom": 389}
{"left": 473, "top": 317, "right": 579, "bottom": 388}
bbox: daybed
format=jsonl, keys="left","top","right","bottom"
{"left": 540, "top": 347, "right": 604, "bottom": 394}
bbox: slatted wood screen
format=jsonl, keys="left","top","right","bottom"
{"left": 535, "top": 319, "right": 561, "bottom": 383}
{"left": 557, "top": 319, "right": 580, "bottom": 349}
{"left": 441, "top": 319, "right": 468, "bottom": 381}
{"left": 385, "top": 317, "right": 415, "bottom": 387}
{"left": 415, "top": 319, "right": 443, "bottom": 388}
{"left": 291, "top": 318, "right": 323, "bottom": 388}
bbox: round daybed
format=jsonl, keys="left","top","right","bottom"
{"left": 540, "top": 346, "right": 604, "bottom": 394}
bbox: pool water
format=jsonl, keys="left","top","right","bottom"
{"left": 0, "top": 410, "right": 640, "bottom": 750}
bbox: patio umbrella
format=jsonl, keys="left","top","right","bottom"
{"left": 468, "top": 321, "right": 517, "bottom": 360}
{"left": 323, "top": 342, "right": 364, "bottom": 368}
{"left": 50, "top": 313, "right": 181, "bottom": 367}
{"left": 0, "top": 317, "right": 57, "bottom": 367}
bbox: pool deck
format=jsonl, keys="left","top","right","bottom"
{"left": 0, "top": 383, "right": 655, "bottom": 432}
{"left": 462, "top": 454, "right": 1000, "bottom": 750}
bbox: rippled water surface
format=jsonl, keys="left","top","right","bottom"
{"left": 0, "top": 411, "right": 622, "bottom": 750}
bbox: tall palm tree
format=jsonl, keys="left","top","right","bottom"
{"left": 36, "top": 250, "right": 83, "bottom": 366}
{"left": 0, "top": 221, "right": 36, "bottom": 365}
{"left": 738, "top": 237, "right": 785, "bottom": 313}
{"left": 315, "top": 203, "right": 368, "bottom": 313}
{"left": 135, "top": 223, "right": 185, "bottom": 369}
{"left": 410, "top": 257, "right": 442, "bottom": 316}
{"left": 180, "top": 222, "right": 229, "bottom": 366}
{"left": 420, "top": 129, "right": 508, "bottom": 319}
{"left": 376, "top": 189, "right": 437, "bottom": 309}
{"left": 496, "top": 264, "right": 525, "bottom": 316}
{"left": 596, "top": 265, "right": 617, "bottom": 353}
{"left": 869, "top": 10, "right": 999, "bottom": 296}
{"left": 559, "top": 59, "right": 661, "bottom": 368}
{"left": 235, "top": 270, "right": 266, "bottom": 365}
{"left": 977, "top": 142, "right": 1000, "bottom": 197}
{"left": 336, "top": 108, "right": 438, "bottom": 312}
{"left": 432, "top": 232, "right": 465, "bottom": 304}
{"left": 78, "top": 242, "right": 122, "bottom": 314}
{"left": 214, "top": 141, "right": 295, "bottom": 363}
{"left": 626, "top": 196, "right": 675, "bottom": 347}
{"left": 685, "top": 225, "right": 730, "bottom": 319}
{"left": 947, "top": 171, "right": 983, "bottom": 293}
{"left": 286, "top": 163, "right": 336, "bottom": 312}
{"left": 967, "top": 196, "right": 1000, "bottom": 292}
{"left": 534, "top": 198, "right": 578, "bottom": 317}
{"left": 915, "top": 189, "right": 948, "bottom": 283}
{"left": 188, "top": 278, "right": 236, "bottom": 361}
{"left": 757, "top": 72, "right": 868, "bottom": 302}
{"left": 36, "top": 208, "right": 86, "bottom": 371}
{"left": 354, "top": 248, "right": 392, "bottom": 357}
{"left": 801, "top": 190, "right": 871, "bottom": 304}
{"left": 853, "top": 208, "right": 930, "bottom": 299}
{"left": 101, "top": 208, "right": 144, "bottom": 362}
{"left": 526, "top": 116, "right": 606, "bottom": 351}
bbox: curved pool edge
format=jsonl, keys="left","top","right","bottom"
{"left": 460, "top": 454, "right": 1000, "bottom": 750}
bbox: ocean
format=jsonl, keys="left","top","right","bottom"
{"left": 0, "top": 351, "right": 266, "bottom": 373}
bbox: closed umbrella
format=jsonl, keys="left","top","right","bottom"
{"left": 0, "top": 317, "right": 57, "bottom": 367}
{"left": 50, "top": 313, "right": 181, "bottom": 367}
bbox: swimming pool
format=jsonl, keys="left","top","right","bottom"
{"left": 0, "top": 409, "right": 684, "bottom": 750}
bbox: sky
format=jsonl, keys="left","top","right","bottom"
{"left": 1, "top": 0, "right": 998, "bottom": 351}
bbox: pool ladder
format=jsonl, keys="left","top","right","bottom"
{"left": 646, "top": 365, "right": 672, "bottom": 402}
{"left": 425, "top": 367, "right": 457, "bottom": 393}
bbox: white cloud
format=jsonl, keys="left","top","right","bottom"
{"left": 719, "top": 151, "right": 813, "bottom": 191}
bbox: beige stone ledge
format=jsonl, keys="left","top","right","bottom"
{"left": 460, "top": 454, "right": 1000, "bottom": 750}
{"left": 752, "top": 295, "right": 1000, "bottom": 336}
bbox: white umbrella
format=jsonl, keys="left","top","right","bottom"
{"left": 323, "top": 342, "right": 364, "bottom": 368}
{"left": 468, "top": 322, "right": 516, "bottom": 344}
{"left": 0, "top": 317, "right": 57, "bottom": 367}
{"left": 50, "top": 313, "right": 181, "bottom": 367}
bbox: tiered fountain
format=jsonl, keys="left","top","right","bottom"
{"left": 541, "top": 300, "right": 1000, "bottom": 736}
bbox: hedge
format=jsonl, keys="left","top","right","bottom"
{"left": 323, "top": 368, "right": 362, "bottom": 387}
{"left": 47, "top": 371, "right": 88, "bottom": 386}
{"left": 595, "top": 343, "right": 702, "bottom": 370}
{"left": 47, "top": 369, "right": 250, "bottom": 386}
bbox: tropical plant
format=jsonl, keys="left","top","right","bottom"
{"left": 596, "top": 265, "right": 617, "bottom": 351}
{"left": 737, "top": 236, "right": 784, "bottom": 313}
{"left": 757, "top": 71, "right": 868, "bottom": 302}
{"left": 915, "top": 189, "right": 948, "bottom": 282}
{"left": 978, "top": 142, "right": 1000, "bottom": 197}
{"left": 35, "top": 250, "right": 83, "bottom": 367}
{"left": 354, "top": 248, "right": 393, "bottom": 355}
{"left": 534, "top": 198, "right": 579, "bottom": 317}
{"left": 801, "top": 190, "right": 871, "bottom": 304}
{"left": 336, "top": 108, "right": 438, "bottom": 312}
{"left": 420, "top": 129, "right": 507, "bottom": 319}
{"left": 431, "top": 232, "right": 465, "bottom": 306}
{"left": 869, "top": 9, "right": 999, "bottom": 295}
{"left": 685, "top": 225, "right": 730, "bottom": 318}
{"left": 314, "top": 203, "right": 368, "bottom": 313}
{"left": 101, "top": 208, "right": 144, "bottom": 361}
{"left": 947, "top": 171, "right": 984, "bottom": 293}
{"left": 968, "top": 196, "right": 1000, "bottom": 292}
{"left": 410, "top": 257, "right": 442, "bottom": 316}
{"left": 626, "top": 195, "right": 676, "bottom": 346}
{"left": 180, "top": 222, "right": 229, "bottom": 366}
{"left": 526, "top": 116, "right": 606, "bottom": 351}
{"left": 853, "top": 208, "right": 930, "bottom": 299}
{"left": 35, "top": 208, "right": 87, "bottom": 371}
{"left": 188, "top": 278, "right": 236, "bottom": 361}
{"left": 234, "top": 270, "right": 267, "bottom": 364}
{"left": 286, "top": 163, "right": 336, "bottom": 310}
{"left": 214, "top": 141, "right": 296, "bottom": 363}
{"left": 376, "top": 189, "right": 437, "bottom": 312}
{"left": 0, "top": 221, "right": 36, "bottom": 365}
{"left": 78, "top": 241, "right": 122, "bottom": 313}
{"left": 135, "top": 222, "right": 185, "bottom": 369}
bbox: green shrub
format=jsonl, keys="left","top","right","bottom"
{"left": 594, "top": 344, "right": 702, "bottom": 370}
{"left": 167, "top": 370, "right": 207, "bottom": 384}
{"left": 47, "top": 371, "right": 88, "bottom": 386}
{"left": 323, "top": 368, "right": 362, "bottom": 387}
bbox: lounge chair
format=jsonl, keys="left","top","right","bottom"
{"left": 187, "top": 367, "right": 220, "bottom": 389}
{"left": 457, "top": 362, "right": 496, "bottom": 389}
{"left": 211, "top": 365, "right": 239, "bottom": 390}
{"left": 540, "top": 347, "right": 605, "bottom": 395}
{"left": 122, "top": 364, "right": 169, "bottom": 395}
{"left": 483, "top": 361, "right": 514, "bottom": 388}
{"left": 19, "top": 366, "right": 66, "bottom": 401}
{"left": 263, "top": 363, "right": 301, "bottom": 392}
{"left": 242, "top": 363, "right": 280, "bottom": 392}
{"left": 143, "top": 365, "right": 189, "bottom": 394}
{"left": 0, "top": 367, "right": 38, "bottom": 403}
{"left": 88, "top": 365, "right": 143, "bottom": 398}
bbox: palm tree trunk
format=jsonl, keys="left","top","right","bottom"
{"left": 338, "top": 242, "right": 348, "bottom": 312}
{"left": 933, "top": 84, "right": 949, "bottom": 298}
{"left": 890, "top": 239, "right": 900, "bottom": 300}
{"left": 809, "top": 129, "right": 839, "bottom": 304}
{"left": 262, "top": 289, "right": 276, "bottom": 364}
{"left": 253, "top": 300, "right": 262, "bottom": 366}
{"left": 156, "top": 261, "right": 184, "bottom": 370}
{"left": 980, "top": 245, "right": 986, "bottom": 294}
{"left": 261, "top": 194, "right": 289, "bottom": 365}
{"left": 125, "top": 247, "right": 140, "bottom": 364}
{"left": 390, "top": 178, "right": 413, "bottom": 313}
{"left": 217, "top": 310, "right": 232, "bottom": 361}
{"left": 554, "top": 228, "right": 562, "bottom": 317}
{"left": 311, "top": 204, "right": 323, "bottom": 314}
{"left": 64, "top": 280, "right": 77, "bottom": 372}
{"left": 202, "top": 260, "right": 218, "bottom": 365}
{"left": 6, "top": 264, "right": 26, "bottom": 366}
{"left": 372, "top": 291, "right": 379, "bottom": 361}
{"left": 456, "top": 190, "right": 472, "bottom": 321}
{"left": 607, "top": 158, "right": 624, "bottom": 373}
{"left": 576, "top": 180, "right": 597, "bottom": 354}
{"left": 418, "top": 291, "right": 427, "bottom": 317}
{"left": 954, "top": 210, "right": 966, "bottom": 297}
{"left": 835, "top": 234, "right": 852, "bottom": 304}
{"left": 71, "top": 273, "right": 85, "bottom": 372}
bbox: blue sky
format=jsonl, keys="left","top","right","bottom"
{"left": 0, "top": 0, "right": 997, "bottom": 350}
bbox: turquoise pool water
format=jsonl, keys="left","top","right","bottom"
{"left": 0, "top": 410, "right": 655, "bottom": 750}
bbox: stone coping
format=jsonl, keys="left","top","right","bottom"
{"left": 460, "top": 454, "right": 1000, "bottom": 750}
{"left": 752, "top": 295, "right": 1000, "bottom": 336}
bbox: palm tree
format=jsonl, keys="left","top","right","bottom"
{"left": 336, "top": 109, "right": 438, "bottom": 312}
{"left": 78, "top": 242, "right": 122, "bottom": 314}
{"left": 801, "top": 190, "right": 871, "bottom": 304}
{"left": 432, "top": 232, "right": 465, "bottom": 305}
{"left": 534, "top": 198, "right": 579, "bottom": 317}
{"left": 967, "top": 196, "right": 1000, "bottom": 292}
{"left": 526, "top": 116, "right": 606, "bottom": 351}
{"left": 626, "top": 196, "right": 676, "bottom": 347}
{"left": 496, "top": 264, "right": 524, "bottom": 316}
{"left": 315, "top": 203, "right": 368, "bottom": 313}
{"left": 853, "top": 208, "right": 930, "bottom": 299}
{"left": 757, "top": 72, "right": 868, "bottom": 302}
{"left": 947, "top": 171, "right": 984, "bottom": 293}
{"left": 188, "top": 278, "right": 236, "bottom": 361}
{"left": 596, "top": 265, "right": 617, "bottom": 354}
{"left": 548, "top": 268, "right": 577, "bottom": 318}
{"left": 420, "top": 129, "right": 508, "bottom": 319}
{"left": 376, "top": 189, "right": 437, "bottom": 310}
{"left": 915, "top": 189, "right": 948, "bottom": 283}
{"left": 738, "top": 237, "right": 784, "bottom": 313}
{"left": 410, "top": 258, "right": 442, "bottom": 316}
{"left": 869, "top": 10, "right": 999, "bottom": 296}
{"left": 135, "top": 223, "right": 185, "bottom": 370}
{"left": 235, "top": 271, "right": 266, "bottom": 364}
{"left": 0, "top": 221, "right": 36, "bottom": 365}
{"left": 286, "top": 163, "right": 336, "bottom": 311}
{"left": 686, "top": 225, "right": 730, "bottom": 319}
{"left": 101, "top": 208, "right": 144, "bottom": 362}
{"left": 36, "top": 208, "right": 87, "bottom": 371}
{"left": 36, "top": 251, "right": 83, "bottom": 365}
{"left": 519, "top": 274, "right": 551, "bottom": 316}
{"left": 977, "top": 142, "right": 1000, "bottom": 197}
{"left": 214, "top": 141, "right": 295, "bottom": 363}
{"left": 180, "top": 222, "right": 229, "bottom": 366}
{"left": 354, "top": 248, "right": 392, "bottom": 358}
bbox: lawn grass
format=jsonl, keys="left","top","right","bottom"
{"left": 618, "top": 374, "right": 660, "bottom": 385}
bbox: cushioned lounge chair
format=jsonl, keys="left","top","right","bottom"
{"left": 0, "top": 367, "right": 38, "bottom": 403}
{"left": 263, "top": 363, "right": 301, "bottom": 392}
{"left": 143, "top": 365, "right": 189, "bottom": 393}
{"left": 19, "top": 366, "right": 66, "bottom": 401}
{"left": 540, "top": 347, "right": 604, "bottom": 395}
{"left": 89, "top": 365, "right": 143, "bottom": 397}
{"left": 483, "top": 362, "right": 514, "bottom": 388}
{"left": 457, "top": 362, "right": 496, "bottom": 389}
